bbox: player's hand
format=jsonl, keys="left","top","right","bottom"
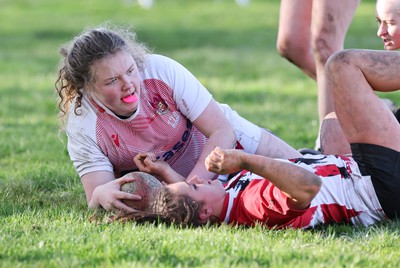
{"left": 89, "top": 176, "right": 141, "bottom": 213}
{"left": 134, "top": 153, "right": 185, "bottom": 184}
{"left": 134, "top": 153, "right": 171, "bottom": 176}
{"left": 205, "top": 147, "right": 244, "bottom": 174}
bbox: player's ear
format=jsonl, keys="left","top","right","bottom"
{"left": 198, "top": 206, "right": 212, "bottom": 221}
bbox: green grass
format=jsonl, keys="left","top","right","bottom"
{"left": 1, "top": 0, "right": 400, "bottom": 267}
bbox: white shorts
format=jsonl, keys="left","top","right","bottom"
{"left": 218, "top": 103, "right": 261, "bottom": 154}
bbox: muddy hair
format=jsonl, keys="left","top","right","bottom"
{"left": 55, "top": 23, "right": 150, "bottom": 129}
{"left": 109, "top": 187, "right": 219, "bottom": 227}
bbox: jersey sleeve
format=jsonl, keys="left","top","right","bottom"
{"left": 232, "top": 175, "right": 309, "bottom": 228}
{"left": 145, "top": 54, "right": 213, "bottom": 122}
{"left": 66, "top": 111, "right": 114, "bottom": 178}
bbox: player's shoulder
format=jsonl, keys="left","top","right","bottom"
{"left": 145, "top": 54, "right": 184, "bottom": 71}
{"left": 66, "top": 97, "right": 97, "bottom": 134}
{"left": 146, "top": 54, "right": 174, "bottom": 66}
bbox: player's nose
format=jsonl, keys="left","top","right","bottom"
{"left": 188, "top": 175, "right": 200, "bottom": 184}
{"left": 194, "top": 176, "right": 207, "bottom": 184}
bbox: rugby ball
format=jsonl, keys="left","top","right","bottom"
{"left": 120, "top": 172, "right": 162, "bottom": 211}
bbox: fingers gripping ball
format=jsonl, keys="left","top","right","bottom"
{"left": 120, "top": 172, "right": 162, "bottom": 211}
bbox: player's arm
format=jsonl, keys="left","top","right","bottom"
{"left": 81, "top": 171, "right": 141, "bottom": 212}
{"left": 188, "top": 100, "right": 236, "bottom": 181}
{"left": 134, "top": 153, "right": 185, "bottom": 184}
{"left": 166, "top": 56, "right": 236, "bottom": 181}
{"left": 205, "top": 147, "right": 322, "bottom": 210}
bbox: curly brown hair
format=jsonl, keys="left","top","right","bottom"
{"left": 55, "top": 24, "right": 150, "bottom": 128}
{"left": 109, "top": 187, "right": 219, "bottom": 227}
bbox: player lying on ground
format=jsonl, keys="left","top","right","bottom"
{"left": 113, "top": 49, "right": 400, "bottom": 229}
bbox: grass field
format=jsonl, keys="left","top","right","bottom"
{"left": 1, "top": 0, "right": 400, "bottom": 267}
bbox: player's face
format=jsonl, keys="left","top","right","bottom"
{"left": 376, "top": 0, "right": 400, "bottom": 50}
{"left": 167, "top": 176, "right": 226, "bottom": 206}
{"left": 90, "top": 50, "right": 142, "bottom": 117}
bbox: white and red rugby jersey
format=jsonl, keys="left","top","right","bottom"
{"left": 220, "top": 154, "right": 387, "bottom": 229}
{"left": 66, "top": 54, "right": 261, "bottom": 178}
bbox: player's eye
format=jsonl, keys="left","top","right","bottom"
{"left": 192, "top": 184, "right": 197, "bottom": 190}
{"left": 105, "top": 78, "right": 117, "bottom": 85}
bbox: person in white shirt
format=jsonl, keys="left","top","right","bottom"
{"left": 55, "top": 24, "right": 300, "bottom": 212}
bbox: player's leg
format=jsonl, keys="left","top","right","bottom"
{"left": 256, "top": 128, "right": 302, "bottom": 159}
{"left": 276, "top": 0, "right": 316, "bottom": 80}
{"left": 319, "top": 101, "right": 400, "bottom": 155}
{"left": 326, "top": 49, "right": 400, "bottom": 150}
{"left": 319, "top": 112, "right": 351, "bottom": 155}
{"left": 311, "top": 0, "right": 360, "bottom": 124}
{"left": 326, "top": 49, "right": 400, "bottom": 218}
{"left": 219, "top": 104, "right": 302, "bottom": 159}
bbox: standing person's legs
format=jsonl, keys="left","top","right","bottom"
{"left": 326, "top": 49, "right": 400, "bottom": 218}
{"left": 311, "top": 0, "right": 360, "bottom": 125}
{"left": 277, "top": 0, "right": 316, "bottom": 80}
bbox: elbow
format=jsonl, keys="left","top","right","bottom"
{"left": 307, "top": 185, "right": 321, "bottom": 201}
{"left": 288, "top": 177, "right": 321, "bottom": 210}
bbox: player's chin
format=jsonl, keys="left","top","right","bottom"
{"left": 117, "top": 105, "right": 138, "bottom": 118}
{"left": 214, "top": 180, "right": 224, "bottom": 190}
{"left": 128, "top": 103, "right": 138, "bottom": 113}
{"left": 384, "top": 42, "right": 396, "bottom": 50}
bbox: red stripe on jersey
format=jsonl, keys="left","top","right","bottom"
{"left": 320, "top": 203, "right": 361, "bottom": 224}
{"left": 314, "top": 164, "right": 341, "bottom": 177}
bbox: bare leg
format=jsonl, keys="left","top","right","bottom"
{"left": 320, "top": 101, "right": 399, "bottom": 155}
{"left": 311, "top": 0, "right": 360, "bottom": 124}
{"left": 277, "top": 0, "right": 360, "bottom": 149}
{"left": 326, "top": 49, "right": 400, "bottom": 151}
{"left": 256, "top": 129, "right": 302, "bottom": 159}
{"left": 319, "top": 112, "right": 351, "bottom": 155}
{"left": 277, "top": 0, "right": 316, "bottom": 80}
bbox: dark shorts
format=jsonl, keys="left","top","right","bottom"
{"left": 351, "top": 143, "right": 400, "bottom": 219}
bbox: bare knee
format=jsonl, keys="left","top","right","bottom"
{"left": 277, "top": 38, "right": 316, "bottom": 79}
{"left": 277, "top": 39, "right": 296, "bottom": 63}
{"left": 325, "top": 49, "right": 357, "bottom": 86}
{"left": 326, "top": 49, "right": 355, "bottom": 71}
{"left": 277, "top": 38, "right": 310, "bottom": 65}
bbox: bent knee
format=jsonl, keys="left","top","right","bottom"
{"left": 325, "top": 49, "right": 357, "bottom": 75}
